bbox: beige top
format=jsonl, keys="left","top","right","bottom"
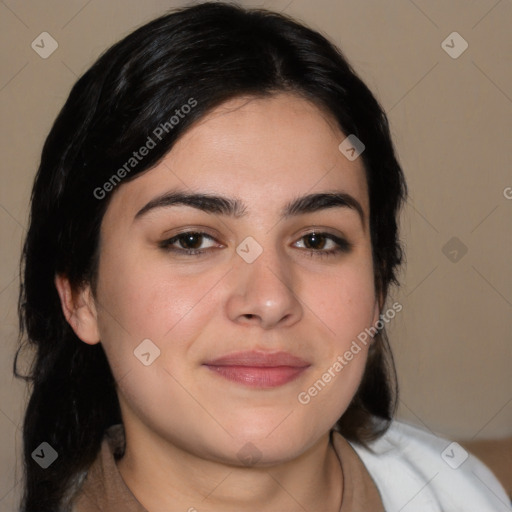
{"left": 71, "top": 424, "right": 384, "bottom": 511}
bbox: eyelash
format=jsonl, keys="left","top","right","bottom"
{"left": 159, "top": 231, "right": 352, "bottom": 258}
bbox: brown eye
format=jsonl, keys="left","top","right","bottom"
{"left": 159, "top": 231, "right": 219, "bottom": 255}
{"left": 294, "top": 232, "right": 352, "bottom": 257}
{"left": 302, "top": 232, "right": 328, "bottom": 250}
{"left": 175, "top": 232, "right": 205, "bottom": 250}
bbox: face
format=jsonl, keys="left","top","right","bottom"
{"left": 76, "top": 93, "right": 380, "bottom": 465}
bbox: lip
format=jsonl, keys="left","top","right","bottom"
{"left": 203, "top": 350, "right": 311, "bottom": 388}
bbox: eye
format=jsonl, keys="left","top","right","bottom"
{"left": 159, "top": 231, "right": 220, "bottom": 255}
{"left": 294, "top": 232, "right": 352, "bottom": 258}
{"left": 159, "top": 230, "right": 352, "bottom": 258}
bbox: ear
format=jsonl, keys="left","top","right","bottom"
{"left": 54, "top": 274, "right": 100, "bottom": 345}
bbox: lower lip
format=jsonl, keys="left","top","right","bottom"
{"left": 204, "top": 365, "right": 309, "bottom": 388}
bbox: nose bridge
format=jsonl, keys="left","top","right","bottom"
{"left": 249, "top": 240, "right": 287, "bottom": 288}
{"left": 226, "top": 232, "right": 303, "bottom": 328}
{"left": 238, "top": 233, "right": 291, "bottom": 296}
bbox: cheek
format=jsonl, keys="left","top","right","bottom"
{"left": 297, "top": 256, "right": 376, "bottom": 411}
{"left": 313, "top": 257, "right": 377, "bottom": 347}
{"left": 97, "top": 244, "right": 213, "bottom": 335}
{"left": 93, "top": 244, "right": 223, "bottom": 385}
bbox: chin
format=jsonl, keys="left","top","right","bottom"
{"left": 221, "top": 424, "right": 319, "bottom": 464}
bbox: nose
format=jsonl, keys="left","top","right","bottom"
{"left": 225, "top": 244, "right": 303, "bottom": 330}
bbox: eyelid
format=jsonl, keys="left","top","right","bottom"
{"left": 160, "top": 225, "right": 223, "bottom": 240}
{"left": 159, "top": 231, "right": 222, "bottom": 251}
{"left": 293, "top": 232, "right": 348, "bottom": 249}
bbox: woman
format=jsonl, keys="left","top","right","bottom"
{"left": 15, "top": 2, "right": 509, "bottom": 511}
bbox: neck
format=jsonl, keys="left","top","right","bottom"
{"left": 116, "top": 426, "right": 343, "bottom": 512}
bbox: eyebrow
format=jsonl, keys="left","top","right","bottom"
{"left": 134, "top": 189, "right": 366, "bottom": 228}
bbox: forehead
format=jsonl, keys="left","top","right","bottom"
{"left": 105, "top": 93, "right": 369, "bottom": 222}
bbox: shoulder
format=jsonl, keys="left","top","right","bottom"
{"left": 68, "top": 424, "right": 126, "bottom": 512}
{"left": 348, "top": 420, "right": 511, "bottom": 512}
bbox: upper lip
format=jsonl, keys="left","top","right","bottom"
{"left": 203, "top": 350, "right": 310, "bottom": 368}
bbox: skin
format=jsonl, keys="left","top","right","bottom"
{"left": 56, "top": 93, "right": 381, "bottom": 512}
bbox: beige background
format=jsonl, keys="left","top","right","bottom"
{"left": 1, "top": 0, "right": 511, "bottom": 509}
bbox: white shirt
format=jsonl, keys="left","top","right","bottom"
{"left": 350, "top": 420, "right": 511, "bottom": 511}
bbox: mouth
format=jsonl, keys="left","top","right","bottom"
{"left": 203, "top": 350, "right": 311, "bottom": 389}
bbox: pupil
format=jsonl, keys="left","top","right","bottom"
{"left": 183, "top": 233, "right": 201, "bottom": 249}
{"left": 305, "top": 233, "right": 324, "bottom": 249}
